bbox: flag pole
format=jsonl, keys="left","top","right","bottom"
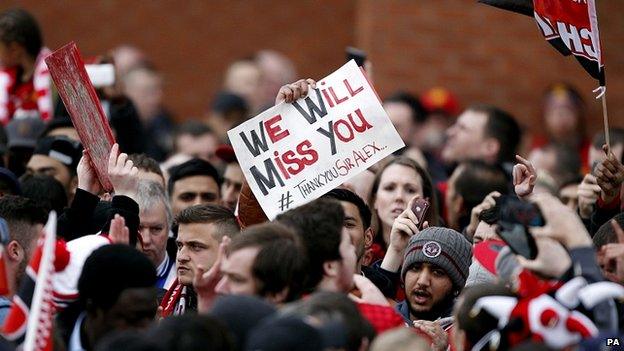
{"left": 594, "top": 85, "right": 610, "bottom": 153}
{"left": 601, "top": 92, "right": 610, "bottom": 152}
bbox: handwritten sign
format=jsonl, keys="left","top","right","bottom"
{"left": 228, "top": 61, "right": 404, "bottom": 219}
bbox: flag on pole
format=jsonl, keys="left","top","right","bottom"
{"left": 479, "top": 0, "right": 610, "bottom": 147}
{"left": 479, "top": 0, "right": 605, "bottom": 86}
{"left": 2, "top": 212, "right": 70, "bottom": 351}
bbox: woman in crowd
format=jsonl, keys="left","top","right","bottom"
{"left": 368, "top": 156, "right": 439, "bottom": 262}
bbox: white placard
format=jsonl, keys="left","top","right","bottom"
{"left": 228, "top": 61, "right": 404, "bottom": 219}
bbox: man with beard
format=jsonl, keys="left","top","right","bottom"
{"left": 396, "top": 227, "right": 471, "bottom": 346}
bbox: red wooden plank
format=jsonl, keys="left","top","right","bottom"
{"left": 45, "top": 42, "right": 115, "bottom": 192}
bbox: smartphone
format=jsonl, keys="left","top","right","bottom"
{"left": 411, "top": 198, "right": 430, "bottom": 230}
{"left": 495, "top": 196, "right": 544, "bottom": 260}
{"left": 346, "top": 47, "right": 367, "bottom": 67}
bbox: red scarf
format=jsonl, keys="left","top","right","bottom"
{"left": 0, "top": 47, "right": 53, "bottom": 124}
{"left": 159, "top": 279, "right": 189, "bottom": 317}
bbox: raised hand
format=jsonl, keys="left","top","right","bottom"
{"left": 109, "top": 214, "right": 130, "bottom": 245}
{"left": 465, "top": 191, "right": 501, "bottom": 239}
{"left": 380, "top": 196, "right": 427, "bottom": 272}
{"left": 516, "top": 237, "right": 571, "bottom": 278}
{"left": 529, "top": 193, "right": 592, "bottom": 249}
{"left": 513, "top": 155, "right": 537, "bottom": 199}
{"left": 412, "top": 320, "right": 448, "bottom": 351}
{"left": 108, "top": 143, "right": 139, "bottom": 200}
{"left": 600, "top": 220, "right": 624, "bottom": 284}
{"left": 349, "top": 274, "right": 389, "bottom": 307}
{"left": 275, "top": 78, "right": 317, "bottom": 104}
{"left": 577, "top": 174, "right": 601, "bottom": 219}
{"left": 388, "top": 196, "right": 427, "bottom": 254}
{"left": 194, "top": 236, "right": 230, "bottom": 313}
{"left": 595, "top": 144, "right": 624, "bottom": 203}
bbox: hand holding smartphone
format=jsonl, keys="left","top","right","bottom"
{"left": 410, "top": 198, "right": 430, "bottom": 230}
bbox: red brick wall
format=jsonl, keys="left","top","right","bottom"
{"left": 1, "top": 1, "right": 356, "bottom": 119}
{"left": 2, "top": 1, "right": 622, "bottom": 138}
{"left": 356, "top": 0, "right": 624, "bottom": 138}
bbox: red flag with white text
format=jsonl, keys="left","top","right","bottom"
{"left": 533, "top": 0, "right": 605, "bottom": 86}
{"left": 479, "top": 0, "right": 605, "bottom": 86}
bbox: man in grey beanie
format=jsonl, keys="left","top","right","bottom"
{"left": 395, "top": 227, "right": 472, "bottom": 329}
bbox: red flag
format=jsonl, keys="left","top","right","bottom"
{"left": 479, "top": 0, "right": 605, "bottom": 86}
{"left": 533, "top": 0, "right": 605, "bottom": 86}
{"left": 45, "top": 42, "right": 116, "bottom": 192}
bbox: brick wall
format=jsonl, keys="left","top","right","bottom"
{"left": 1, "top": 1, "right": 356, "bottom": 119}
{"left": 2, "top": 1, "right": 622, "bottom": 138}
{"left": 356, "top": 0, "right": 624, "bottom": 138}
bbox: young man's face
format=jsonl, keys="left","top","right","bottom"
{"left": 472, "top": 221, "right": 500, "bottom": 245}
{"left": 175, "top": 222, "right": 220, "bottom": 286}
{"left": 139, "top": 201, "right": 169, "bottom": 267}
{"left": 404, "top": 262, "right": 454, "bottom": 316}
{"left": 339, "top": 201, "right": 368, "bottom": 262}
{"left": 442, "top": 110, "right": 488, "bottom": 163}
{"left": 171, "top": 175, "right": 219, "bottom": 216}
{"left": 216, "top": 246, "right": 259, "bottom": 296}
{"left": 26, "top": 154, "right": 73, "bottom": 190}
{"left": 221, "top": 163, "right": 244, "bottom": 211}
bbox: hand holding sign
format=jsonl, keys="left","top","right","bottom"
{"left": 228, "top": 61, "right": 404, "bottom": 219}
{"left": 275, "top": 79, "right": 317, "bottom": 104}
{"left": 77, "top": 150, "right": 103, "bottom": 195}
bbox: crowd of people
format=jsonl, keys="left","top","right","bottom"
{"left": 0, "top": 7, "right": 623, "bottom": 351}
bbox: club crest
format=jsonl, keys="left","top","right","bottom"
{"left": 422, "top": 241, "right": 442, "bottom": 258}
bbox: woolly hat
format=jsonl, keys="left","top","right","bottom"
{"left": 401, "top": 227, "right": 472, "bottom": 289}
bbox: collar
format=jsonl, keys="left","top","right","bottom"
{"left": 156, "top": 254, "right": 170, "bottom": 277}
{"left": 68, "top": 312, "right": 86, "bottom": 351}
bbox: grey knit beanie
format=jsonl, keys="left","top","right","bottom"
{"left": 401, "top": 227, "right": 472, "bottom": 289}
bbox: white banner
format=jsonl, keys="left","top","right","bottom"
{"left": 228, "top": 61, "right": 404, "bottom": 219}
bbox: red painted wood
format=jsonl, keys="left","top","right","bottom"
{"left": 45, "top": 42, "right": 115, "bottom": 192}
